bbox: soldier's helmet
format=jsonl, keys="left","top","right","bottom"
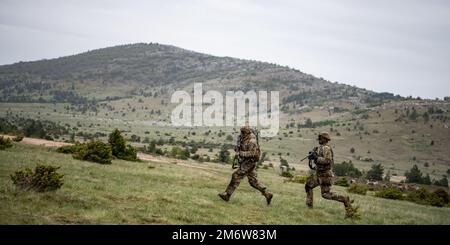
{"left": 240, "top": 125, "right": 252, "bottom": 135}
{"left": 319, "top": 132, "right": 331, "bottom": 141}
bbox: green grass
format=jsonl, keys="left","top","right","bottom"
{"left": 1, "top": 143, "right": 449, "bottom": 224}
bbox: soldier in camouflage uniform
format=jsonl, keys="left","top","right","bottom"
{"left": 219, "top": 126, "right": 273, "bottom": 205}
{"left": 305, "top": 132, "right": 357, "bottom": 218}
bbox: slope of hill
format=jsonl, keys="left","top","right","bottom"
{"left": 1, "top": 143, "right": 449, "bottom": 224}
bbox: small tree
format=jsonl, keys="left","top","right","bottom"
{"left": 422, "top": 174, "right": 432, "bottom": 185}
{"left": 305, "top": 118, "right": 313, "bottom": 128}
{"left": 108, "top": 129, "right": 138, "bottom": 161}
{"left": 350, "top": 147, "right": 355, "bottom": 154}
{"left": 226, "top": 135, "right": 234, "bottom": 141}
{"left": 218, "top": 145, "right": 231, "bottom": 163}
{"left": 333, "top": 161, "right": 362, "bottom": 178}
{"left": 405, "top": 165, "right": 423, "bottom": 184}
{"left": 147, "top": 140, "right": 157, "bottom": 153}
{"left": 366, "top": 164, "right": 384, "bottom": 181}
{"left": 434, "top": 176, "right": 448, "bottom": 187}
{"left": 384, "top": 170, "right": 391, "bottom": 182}
{"left": 280, "top": 158, "right": 289, "bottom": 168}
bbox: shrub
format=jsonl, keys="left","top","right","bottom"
{"left": 170, "top": 146, "right": 190, "bottom": 160}
{"left": 334, "top": 177, "right": 350, "bottom": 187}
{"left": 10, "top": 164, "right": 64, "bottom": 192}
{"left": 56, "top": 144, "right": 84, "bottom": 154}
{"left": 73, "top": 141, "right": 113, "bottom": 164}
{"left": 0, "top": 136, "right": 13, "bottom": 150}
{"left": 281, "top": 171, "right": 294, "bottom": 178}
{"left": 375, "top": 187, "right": 403, "bottom": 200}
{"left": 280, "top": 158, "right": 289, "bottom": 168}
{"left": 433, "top": 188, "right": 449, "bottom": 204}
{"left": 348, "top": 183, "right": 368, "bottom": 195}
{"left": 289, "top": 175, "right": 308, "bottom": 184}
{"left": 13, "top": 134, "right": 24, "bottom": 142}
{"left": 405, "top": 188, "right": 446, "bottom": 207}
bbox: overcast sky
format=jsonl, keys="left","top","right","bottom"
{"left": 1, "top": 0, "right": 449, "bottom": 98}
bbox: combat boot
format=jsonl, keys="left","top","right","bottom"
{"left": 263, "top": 192, "right": 273, "bottom": 205}
{"left": 218, "top": 192, "right": 230, "bottom": 202}
{"left": 344, "top": 196, "right": 351, "bottom": 208}
{"left": 343, "top": 196, "right": 354, "bottom": 208}
{"left": 343, "top": 197, "right": 360, "bottom": 219}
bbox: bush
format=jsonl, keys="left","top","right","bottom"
{"left": 334, "top": 177, "right": 350, "bottom": 187}
{"left": 405, "top": 188, "right": 446, "bottom": 207}
{"left": 289, "top": 175, "right": 308, "bottom": 184}
{"left": 0, "top": 136, "right": 13, "bottom": 150}
{"left": 56, "top": 144, "right": 84, "bottom": 154}
{"left": 170, "top": 146, "right": 190, "bottom": 160}
{"left": 433, "top": 188, "right": 449, "bottom": 204}
{"left": 10, "top": 164, "right": 64, "bottom": 192}
{"left": 280, "top": 158, "right": 289, "bottom": 168}
{"left": 348, "top": 183, "right": 368, "bottom": 195}
{"left": 281, "top": 171, "right": 294, "bottom": 178}
{"left": 375, "top": 187, "right": 403, "bottom": 200}
{"left": 13, "top": 134, "right": 24, "bottom": 142}
{"left": 73, "top": 141, "right": 113, "bottom": 164}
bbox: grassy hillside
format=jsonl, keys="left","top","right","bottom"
{"left": 1, "top": 143, "right": 449, "bottom": 224}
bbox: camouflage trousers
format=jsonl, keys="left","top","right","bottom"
{"left": 225, "top": 159, "right": 267, "bottom": 195}
{"left": 305, "top": 171, "right": 348, "bottom": 207}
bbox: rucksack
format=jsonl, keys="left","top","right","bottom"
{"left": 251, "top": 128, "right": 261, "bottom": 161}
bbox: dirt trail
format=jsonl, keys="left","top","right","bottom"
{"left": 1, "top": 135, "right": 71, "bottom": 147}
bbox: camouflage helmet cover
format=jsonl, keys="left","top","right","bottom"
{"left": 319, "top": 132, "right": 331, "bottom": 141}
{"left": 240, "top": 125, "right": 252, "bottom": 135}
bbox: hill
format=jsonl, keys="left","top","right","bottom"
{"left": 0, "top": 43, "right": 399, "bottom": 107}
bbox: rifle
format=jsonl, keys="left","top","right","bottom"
{"left": 301, "top": 147, "right": 318, "bottom": 170}
{"left": 232, "top": 135, "right": 242, "bottom": 169}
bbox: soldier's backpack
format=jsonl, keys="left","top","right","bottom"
{"left": 251, "top": 128, "right": 261, "bottom": 161}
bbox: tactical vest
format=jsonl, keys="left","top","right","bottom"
{"left": 316, "top": 144, "right": 334, "bottom": 172}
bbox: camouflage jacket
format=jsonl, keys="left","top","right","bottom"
{"left": 315, "top": 143, "right": 334, "bottom": 172}
{"left": 238, "top": 134, "right": 260, "bottom": 160}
